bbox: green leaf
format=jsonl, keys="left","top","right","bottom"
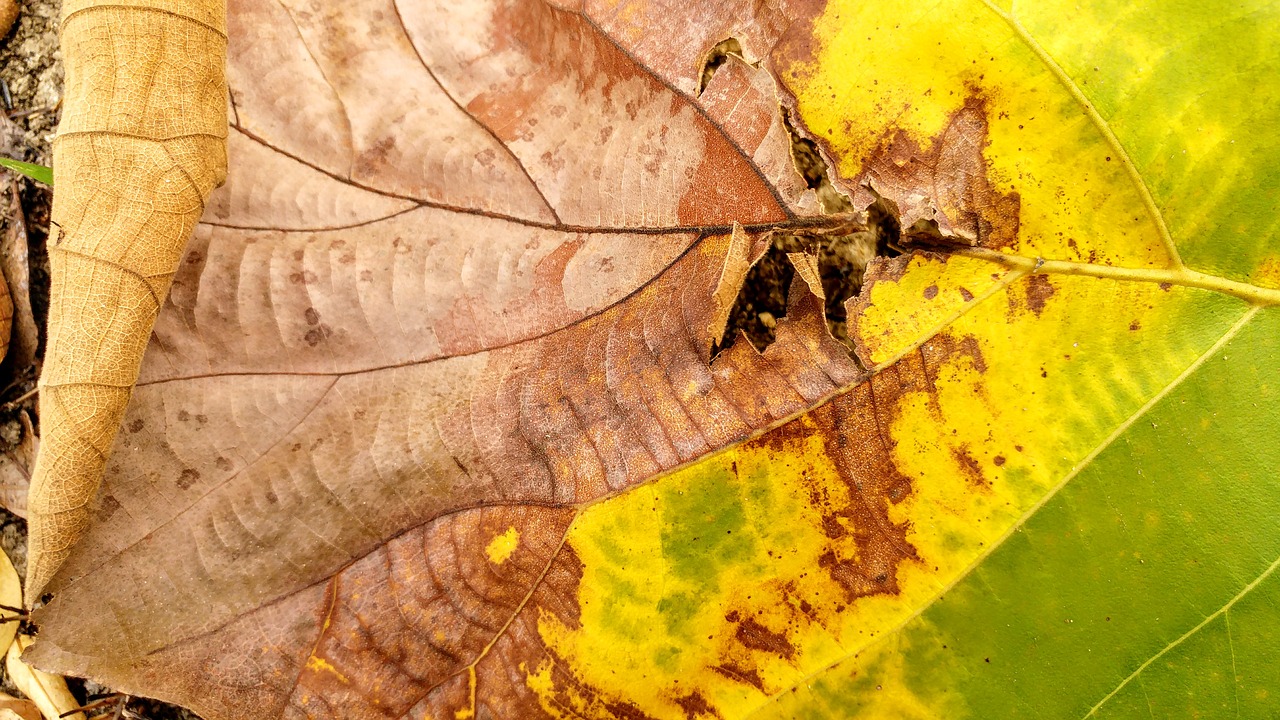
{"left": 0, "top": 157, "right": 52, "bottom": 186}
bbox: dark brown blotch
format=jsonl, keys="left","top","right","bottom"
{"left": 951, "top": 445, "right": 988, "bottom": 487}
{"left": 1024, "top": 274, "right": 1055, "bottom": 316}
{"left": 674, "top": 692, "right": 721, "bottom": 720}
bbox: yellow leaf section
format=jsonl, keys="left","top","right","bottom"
{"left": 528, "top": 425, "right": 916, "bottom": 719}
{"left": 849, "top": 254, "right": 1025, "bottom": 368}
{"left": 485, "top": 527, "right": 521, "bottom": 565}
{"left": 749, "top": 279, "right": 1249, "bottom": 718}
{"left": 524, "top": 271, "right": 1245, "bottom": 719}
{"left": 780, "top": 0, "right": 1169, "bottom": 267}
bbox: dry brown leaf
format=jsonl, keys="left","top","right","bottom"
{"left": 21, "top": 0, "right": 862, "bottom": 714}
{"left": 23, "top": 0, "right": 228, "bottom": 601}
{"left": 20, "top": 0, "right": 1280, "bottom": 717}
{"left": 0, "top": 545, "right": 20, "bottom": 656}
{"left": 5, "top": 636, "right": 83, "bottom": 720}
{"left": 0, "top": 411, "right": 37, "bottom": 518}
{"left": 0, "top": 0, "right": 16, "bottom": 43}
{"left": 1, "top": 174, "right": 38, "bottom": 371}
{"left": 0, "top": 694, "right": 42, "bottom": 720}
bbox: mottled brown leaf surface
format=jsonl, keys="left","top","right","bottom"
{"left": 27, "top": 0, "right": 863, "bottom": 716}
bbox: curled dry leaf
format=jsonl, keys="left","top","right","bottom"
{"left": 23, "top": 0, "right": 228, "bottom": 600}
{"left": 0, "top": 695, "right": 42, "bottom": 720}
{"left": 0, "top": 0, "right": 15, "bottom": 43}
{"left": 0, "top": 545, "right": 19, "bottom": 655}
{"left": 0, "top": 412, "right": 37, "bottom": 518}
{"left": 1, "top": 173, "right": 39, "bottom": 371}
{"left": 5, "top": 636, "right": 83, "bottom": 720}
{"left": 23, "top": 0, "right": 1280, "bottom": 719}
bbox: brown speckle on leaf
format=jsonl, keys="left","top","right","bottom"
{"left": 951, "top": 445, "right": 988, "bottom": 487}
{"left": 733, "top": 616, "right": 796, "bottom": 659}
{"left": 1024, "top": 274, "right": 1055, "bottom": 315}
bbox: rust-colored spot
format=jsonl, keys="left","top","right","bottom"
{"left": 710, "top": 662, "right": 765, "bottom": 691}
{"left": 128, "top": 418, "right": 145, "bottom": 433}
{"left": 354, "top": 135, "right": 397, "bottom": 175}
{"left": 733, "top": 617, "right": 796, "bottom": 659}
{"left": 93, "top": 494, "right": 121, "bottom": 522}
{"left": 958, "top": 286, "right": 975, "bottom": 302}
{"left": 923, "top": 284, "right": 939, "bottom": 299}
{"left": 177, "top": 468, "right": 201, "bottom": 490}
{"left": 923, "top": 333, "right": 987, "bottom": 374}
{"left": 1159, "top": 282, "right": 1173, "bottom": 291}
{"left": 950, "top": 445, "right": 988, "bottom": 487}
{"left": 674, "top": 692, "right": 721, "bottom": 720}
{"left": 993, "top": 455, "right": 1006, "bottom": 466}
{"left": 215, "top": 456, "right": 233, "bottom": 471}
{"left": 304, "top": 324, "right": 333, "bottom": 347}
{"left": 304, "top": 307, "right": 321, "bottom": 326}
{"left": 605, "top": 701, "right": 661, "bottom": 720}
{"left": 1129, "top": 320, "right": 1141, "bottom": 331}
{"left": 1024, "top": 274, "right": 1055, "bottom": 316}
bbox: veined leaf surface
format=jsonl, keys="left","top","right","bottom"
{"left": 28, "top": 0, "right": 1280, "bottom": 718}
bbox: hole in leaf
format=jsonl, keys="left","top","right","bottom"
{"left": 715, "top": 109, "right": 902, "bottom": 356}
{"left": 697, "top": 37, "right": 745, "bottom": 96}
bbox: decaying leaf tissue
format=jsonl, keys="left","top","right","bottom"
{"left": 0, "top": 0, "right": 1276, "bottom": 718}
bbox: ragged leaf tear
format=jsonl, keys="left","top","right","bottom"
{"left": 716, "top": 109, "right": 905, "bottom": 355}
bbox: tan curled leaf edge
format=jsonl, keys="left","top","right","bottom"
{"left": 0, "top": 547, "right": 20, "bottom": 655}
{"left": 24, "top": 0, "right": 229, "bottom": 601}
{"left": 5, "top": 635, "right": 84, "bottom": 720}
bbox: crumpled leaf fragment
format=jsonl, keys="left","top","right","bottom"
{"left": 24, "top": 0, "right": 228, "bottom": 601}
{"left": 2, "top": 174, "right": 39, "bottom": 371}
{"left": 0, "top": 412, "right": 37, "bottom": 518}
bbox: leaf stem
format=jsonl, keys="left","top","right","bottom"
{"left": 954, "top": 247, "right": 1280, "bottom": 306}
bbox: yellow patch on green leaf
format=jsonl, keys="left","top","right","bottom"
{"left": 523, "top": 265, "right": 1248, "bottom": 718}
